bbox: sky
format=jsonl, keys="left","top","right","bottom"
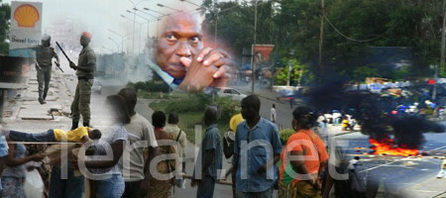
{"left": 2, "top": 0, "right": 206, "bottom": 54}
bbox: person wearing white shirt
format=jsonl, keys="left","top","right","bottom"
{"left": 270, "top": 104, "right": 277, "bottom": 123}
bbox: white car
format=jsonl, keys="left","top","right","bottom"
{"left": 215, "top": 87, "right": 247, "bottom": 101}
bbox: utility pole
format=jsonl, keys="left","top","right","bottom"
{"left": 441, "top": 0, "right": 446, "bottom": 75}
{"left": 318, "top": 0, "right": 325, "bottom": 71}
{"left": 435, "top": 0, "right": 446, "bottom": 100}
{"left": 251, "top": 0, "right": 257, "bottom": 94}
{"left": 214, "top": 0, "right": 218, "bottom": 46}
{"left": 287, "top": 50, "right": 294, "bottom": 86}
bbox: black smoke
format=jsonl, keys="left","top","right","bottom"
{"left": 306, "top": 82, "right": 445, "bottom": 149}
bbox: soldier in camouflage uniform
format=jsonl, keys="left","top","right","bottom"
{"left": 35, "top": 34, "right": 60, "bottom": 104}
{"left": 69, "top": 32, "right": 96, "bottom": 130}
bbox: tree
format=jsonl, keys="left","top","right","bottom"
{"left": 0, "top": 1, "right": 10, "bottom": 54}
{"left": 202, "top": 0, "right": 275, "bottom": 67}
{"left": 202, "top": 0, "right": 446, "bottom": 81}
{"left": 274, "top": 58, "right": 314, "bottom": 86}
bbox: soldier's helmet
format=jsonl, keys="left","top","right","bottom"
{"left": 41, "top": 34, "right": 51, "bottom": 42}
{"left": 41, "top": 34, "right": 51, "bottom": 47}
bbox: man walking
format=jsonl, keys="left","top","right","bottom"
{"left": 192, "top": 107, "right": 223, "bottom": 198}
{"left": 270, "top": 104, "right": 276, "bottom": 123}
{"left": 233, "top": 95, "right": 282, "bottom": 198}
{"left": 69, "top": 32, "right": 96, "bottom": 129}
{"left": 117, "top": 88, "right": 158, "bottom": 198}
{"left": 35, "top": 34, "right": 60, "bottom": 104}
{"left": 164, "top": 112, "right": 187, "bottom": 183}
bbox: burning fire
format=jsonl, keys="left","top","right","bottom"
{"left": 369, "top": 136, "right": 419, "bottom": 156}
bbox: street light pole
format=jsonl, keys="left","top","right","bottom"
{"left": 108, "top": 37, "right": 120, "bottom": 52}
{"left": 251, "top": 0, "right": 257, "bottom": 94}
{"left": 127, "top": 0, "right": 152, "bottom": 54}
{"left": 156, "top": 3, "right": 183, "bottom": 12}
{"left": 134, "top": 8, "right": 155, "bottom": 37}
{"left": 126, "top": 10, "right": 152, "bottom": 54}
{"left": 108, "top": 29, "right": 125, "bottom": 53}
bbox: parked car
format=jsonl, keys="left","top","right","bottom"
{"left": 92, "top": 80, "right": 102, "bottom": 95}
{"left": 215, "top": 87, "right": 247, "bottom": 101}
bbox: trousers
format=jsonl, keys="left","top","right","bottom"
{"left": 71, "top": 79, "right": 93, "bottom": 123}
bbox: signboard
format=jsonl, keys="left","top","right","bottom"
{"left": 252, "top": 44, "right": 274, "bottom": 63}
{"left": 9, "top": 29, "right": 40, "bottom": 49}
{"left": 9, "top": 1, "right": 42, "bottom": 54}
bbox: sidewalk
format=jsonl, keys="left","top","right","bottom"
{"left": 3, "top": 67, "right": 73, "bottom": 131}
{"left": 403, "top": 172, "right": 446, "bottom": 198}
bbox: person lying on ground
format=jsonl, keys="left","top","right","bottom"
{"left": 3, "top": 126, "right": 100, "bottom": 143}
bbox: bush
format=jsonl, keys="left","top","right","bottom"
{"left": 215, "top": 97, "right": 239, "bottom": 125}
{"left": 149, "top": 94, "right": 241, "bottom": 143}
{"left": 150, "top": 93, "right": 212, "bottom": 114}
{"left": 127, "top": 80, "right": 170, "bottom": 93}
{"left": 279, "top": 128, "right": 295, "bottom": 145}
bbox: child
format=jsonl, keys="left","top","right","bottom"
{"left": 4, "top": 126, "right": 96, "bottom": 143}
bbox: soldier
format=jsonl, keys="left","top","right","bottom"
{"left": 35, "top": 34, "right": 60, "bottom": 104}
{"left": 69, "top": 32, "right": 96, "bottom": 130}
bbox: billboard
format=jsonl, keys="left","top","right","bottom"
{"left": 252, "top": 44, "right": 274, "bottom": 63}
{"left": 9, "top": 1, "right": 42, "bottom": 55}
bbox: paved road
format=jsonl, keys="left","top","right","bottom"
{"left": 328, "top": 127, "right": 446, "bottom": 198}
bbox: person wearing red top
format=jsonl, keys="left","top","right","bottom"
{"left": 279, "top": 106, "right": 329, "bottom": 198}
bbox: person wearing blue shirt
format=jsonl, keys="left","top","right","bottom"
{"left": 233, "top": 95, "right": 283, "bottom": 198}
{"left": 192, "top": 107, "right": 223, "bottom": 198}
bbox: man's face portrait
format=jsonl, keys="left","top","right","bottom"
{"left": 155, "top": 13, "right": 204, "bottom": 79}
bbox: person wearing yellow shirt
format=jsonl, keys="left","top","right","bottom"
{"left": 224, "top": 113, "right": 244, "bottom": 158}
{"left": 4, "top": 126, "right": 96, "bottom": 143}
{"left": 229, "top": 113, "right": 244, "bottom": 133}
{"left": 223, "top": 113, "right": 245, "bottom": 197}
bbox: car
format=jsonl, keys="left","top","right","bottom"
{"left": 92, "top": 80, "right": 102, "bottom": 95}
{"left": 215, "top": 87, "right": 247, "bottom": 101}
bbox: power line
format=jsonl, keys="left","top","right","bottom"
{"left": 323, "top": 14, "right": 384, "bottom": 43}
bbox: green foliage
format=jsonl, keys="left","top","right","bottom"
{"left": 392, "top": 66, "right": 412, "bottom": 81}
{"left": 0, "top": 3, "right": 11, "bottom": 54}
{"left": 201, "top": 0, "right": 444, "bottom": 80}
{"left": 214, "top": 96, "right": 239, "bottom": 125}
{"left": 150, "top": 93, "right": 240, "bottom": 143}
{"left": 279, "top": 128, "right": 295, "bottom": 145}
{"left": 352, "top": 65, "right": 379, "bottom": 83}
{"left": 274, "top": 58, "right": 314, "bottom": 85}
{"left": 203, "top": 0, "right": 276, "bottom": 64}
{"left": 163, "top": 94, "right": 211, "bottom": 114}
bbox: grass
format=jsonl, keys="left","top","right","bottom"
{"left": 150, "top": 101, "right": 229, "bottom": 144}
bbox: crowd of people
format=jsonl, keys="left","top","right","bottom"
{"left": 0, "top": 90, "right": 369, "bottom": 198}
